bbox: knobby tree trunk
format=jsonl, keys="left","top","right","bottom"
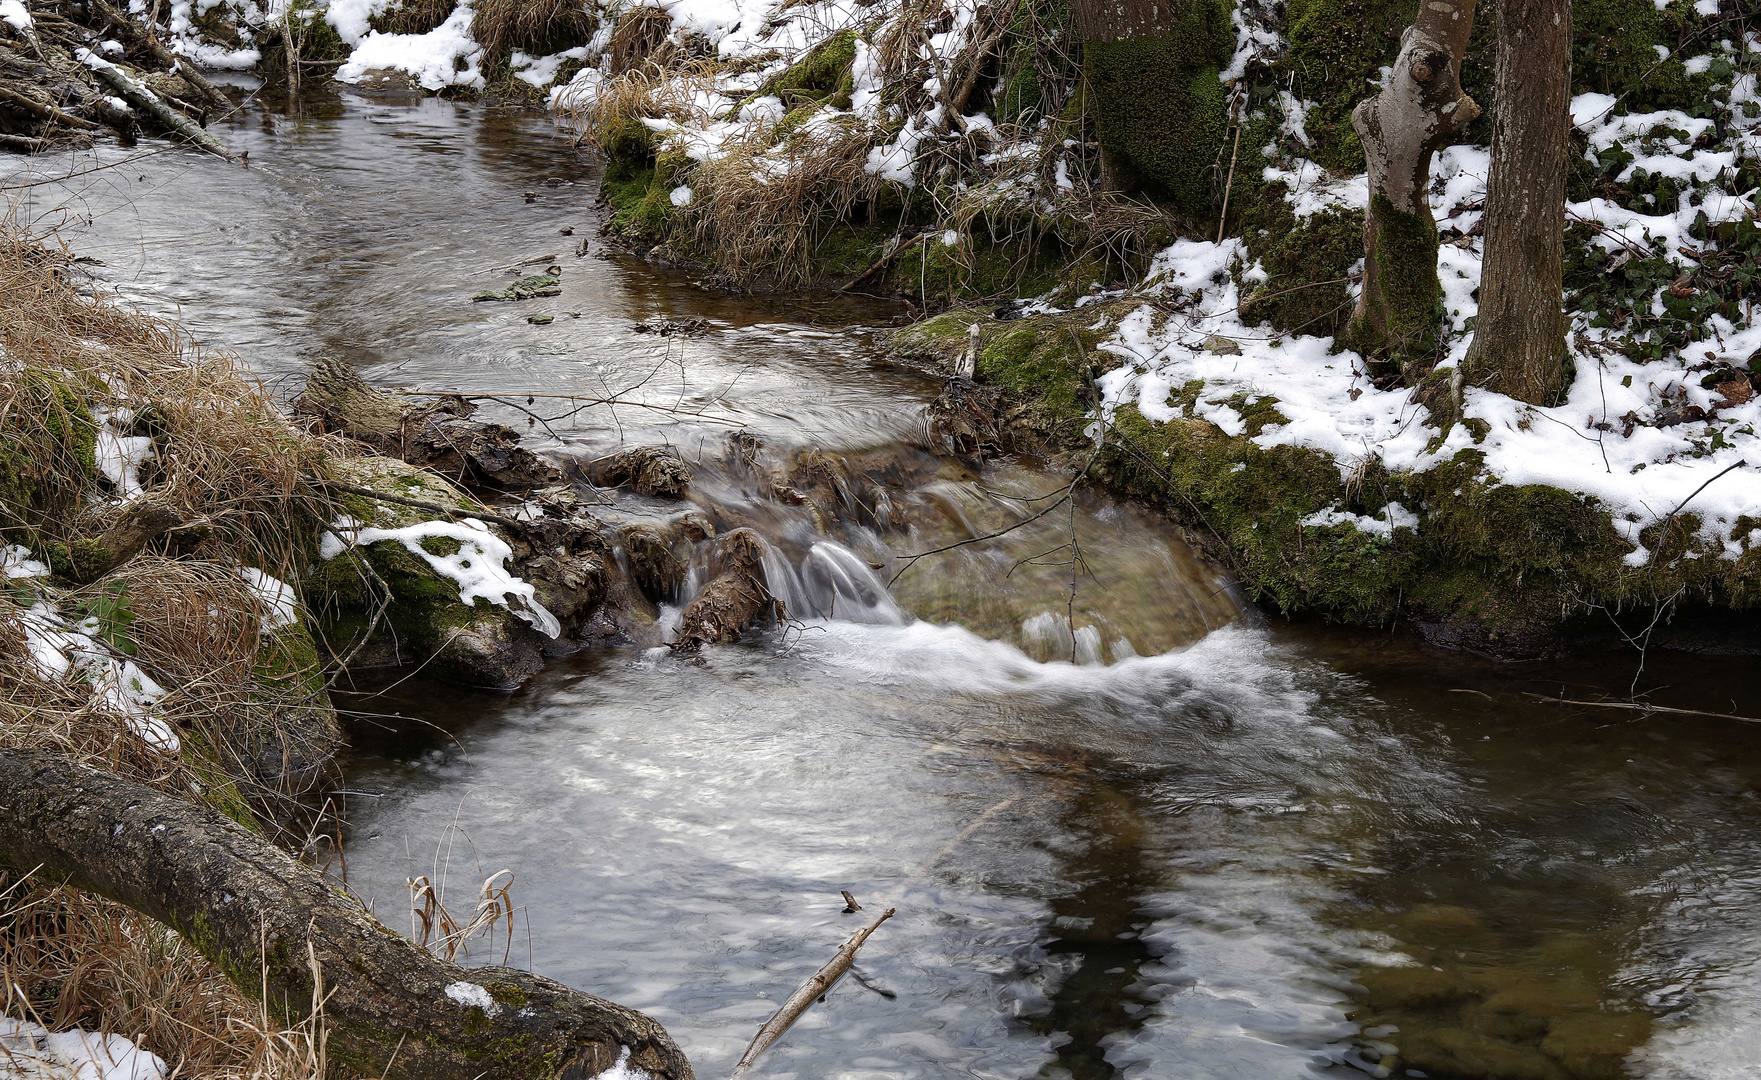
{"left": 1349, "top": 0, "right": 1479, "bottom": 355}
{"left": 1461, "top": 0, "right": 1572, "bottom": 405}
{"left": 0, "top": 749, "right": 694, "bottom": 1080}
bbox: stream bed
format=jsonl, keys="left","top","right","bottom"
{"left": 9, "top": 90, "right": 1761, "bottom": 1080}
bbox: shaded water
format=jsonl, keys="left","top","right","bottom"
{"left": 11, "top": 90, "right": 1761, "bottom": 1079}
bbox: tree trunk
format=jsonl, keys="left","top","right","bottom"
{"left": 0, "top": 749, "right": 694, "bottom": 1080}
{"left": 1073, "top": 0, "right": 1235, "bottom": 210}
{"left": 1348, "top": 0, "right": 1479, "bottom": 355}
{"left": 1460, "top": 0, "right": 1571, "bottom": 405}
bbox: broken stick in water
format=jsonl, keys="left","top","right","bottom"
{"left": 728, "top": 902, "right": 896, "bottom": 1079}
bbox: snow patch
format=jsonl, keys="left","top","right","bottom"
{"left": 319, "top": 517, "right": 560, "bottom": 637}
{"left": 0, "top": 1016, "right": 167, "bottom": 1080}
{"left": 444, "top": 981, "right": 501, "bottom": 1016}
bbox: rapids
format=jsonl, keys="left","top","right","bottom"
{"left": 8, "top": 88, "right": 1761, "bottom": 1080}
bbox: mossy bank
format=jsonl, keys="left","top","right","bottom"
{"left": 891, "top": 310, "right": 1761, "bottom": 657}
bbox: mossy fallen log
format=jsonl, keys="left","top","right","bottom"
{"left": 0, "top": 747, "right": 694, "bottom": 1080}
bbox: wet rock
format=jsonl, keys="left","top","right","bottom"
{"left": 587, "top": 445, "right": 692, "bottom": 497}
{"left": 929, "top": 378, "right": 1009, "bottom": 460}
{"left": 471, "top": 274, "right": 561, "bottom": 302}
{"left": 295, "top": 359, "right": 558, "bottom": 492}
{"left": 304, "top": 455, "right": 548, "bottom": 689}
{"left": 672, "top": 528, "right": 778, "bottom": 650}
{"left": 619, "top": 522, "right": 685, "bottom": 600}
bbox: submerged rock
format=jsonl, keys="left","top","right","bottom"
{"left": 471, "top": 274, "right": 561, "bottom": 302}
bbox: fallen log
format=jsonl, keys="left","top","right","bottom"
{"left": 87, "top": 0, "right": 232, "bottom": 110}
{"left": 79, "top": 53, "right": 236, "bottom": 161}
{"left": 0, "top": 83, "right": 100, "bottom": 130}
{"left": 0, "top": 748, "right": 695, "bottom": 1080}
{"left": 729, "top": 904, "right": 895, "bottom": 1079}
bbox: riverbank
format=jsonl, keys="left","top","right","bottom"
{"left": 535, "top": 0, "right": 1761, "bottom": 657}
{"left": 0, "top": 232, "right": 702, "bottom": 1078}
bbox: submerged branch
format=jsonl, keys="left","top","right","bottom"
{"left": 729, "top": 905, "right": 896, "bottom": 1080}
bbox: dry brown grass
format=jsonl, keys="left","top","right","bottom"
{"left": 473, "top": 0, "right": 599, "bottom": 76}
{"left": 687, "top": 116, "right": 879, "bottom": 289}
{"left": 0, "top": 874, "right": 328, "bottom": 1080}
{"left": 0, "top": 228, "right": 353, "bottom": 1077}
{"left": 607, "top": 5, "right": 676, "bottom": 75}
{"left": 368, "top": 0, "right": 454, "bottom": 36}
{"left": 0, "top": 235, "right": 336, "bottom": 577}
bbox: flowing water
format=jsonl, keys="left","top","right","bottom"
{"left": 10, "top": 89, "right": 1761, "bottom": 1080}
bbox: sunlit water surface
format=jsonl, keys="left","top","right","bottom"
{"left": 9, "top": 89, "right": 1761, "bottom": 1080}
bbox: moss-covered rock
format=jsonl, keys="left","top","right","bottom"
{"left": 1082, "top": 0, "right": 1234, "bottom": 211}
{"left": 303, "top": 456, "right": 545, "bottom": 687}
{"left": 762, "top": 28, "right": 858, "bottom": 109}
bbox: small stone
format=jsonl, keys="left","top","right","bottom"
{"left": 1203, "top": 335, "right": 1242, "bottom": 355}
{"left": 528, "top": 314, "right": 554, "bottom": 325}
{"left": 559, "top": 226, "right": 574, "bottom": 235}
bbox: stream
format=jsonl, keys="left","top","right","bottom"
{"left": 9, "top": 90, "right": 1761, "bottom": 1080}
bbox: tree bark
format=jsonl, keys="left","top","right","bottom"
{"left": 1460, "top": 0, "right": 1571, "bottom": 405}
{"left": 1348, "top": 0, "right": 1479, "bottom": 354}
{"left": 0, "top": 749, "right": 694, "bottom": 1080}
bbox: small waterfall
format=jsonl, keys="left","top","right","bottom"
{"left": 1020, "top": 611, "right": 1118, "bottom": 665}
{"left": 758, "top": 541, "right": 905, "bottom": 625}
{"left": 801, "top": 543, "right": 905, "bottom": 625}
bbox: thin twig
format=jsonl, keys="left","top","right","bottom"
{"left": 729, "top": 906, "right": 896, "bottom": 1080}
{"left": 1524, "top": 693, "right": 1761, "bottom": 725}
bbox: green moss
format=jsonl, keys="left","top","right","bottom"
{"left": 897, "top": 232, "right": 1072, "bottom": 306}
{"left": 1343, "top": 193, "right": 1442, "bottom": 359}
{"left": 1092, "top": 394, "right": 1759, "bottom": 650}
{"left": 1280, "top": 0, "right": 1416, "bottom": 174}
{"left": 766, "top": 28, "right": 858, "bottom": 109}
{"left": 180, "top": 731, "right": 261, "bottom": 832}
{"left": 1082, "top": 2, "right": 1234, "bottom": 211}
{"left": 1573, "top": 0, "right": 1717, "bottom": 111}
{"left": 1236, "top": 163, "right": 1365, "bottom": 338}
{"left": 0, "top": 371, "right": 98, "bottom": 544}
{"left": 603, "top": 149, "right": 691, "bottom": 246}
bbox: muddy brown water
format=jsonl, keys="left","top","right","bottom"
{"left": 9, "top": 90, "right": 1761, "bottom": 1080}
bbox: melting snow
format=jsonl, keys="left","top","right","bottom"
{"left": 237, "top": 567, "right": 298, "bottom": 631}
{"left": 319, "top": 516, "right": 560, "bottom": 637}
{"left": 0, "top": 1016, "right": 167, "bottom": 1080}
{"left": 19, "top": 602, "right": 178, "bottom": 753}
{"left": 443, "top": 981, "right": 500, "bottom": 1016}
